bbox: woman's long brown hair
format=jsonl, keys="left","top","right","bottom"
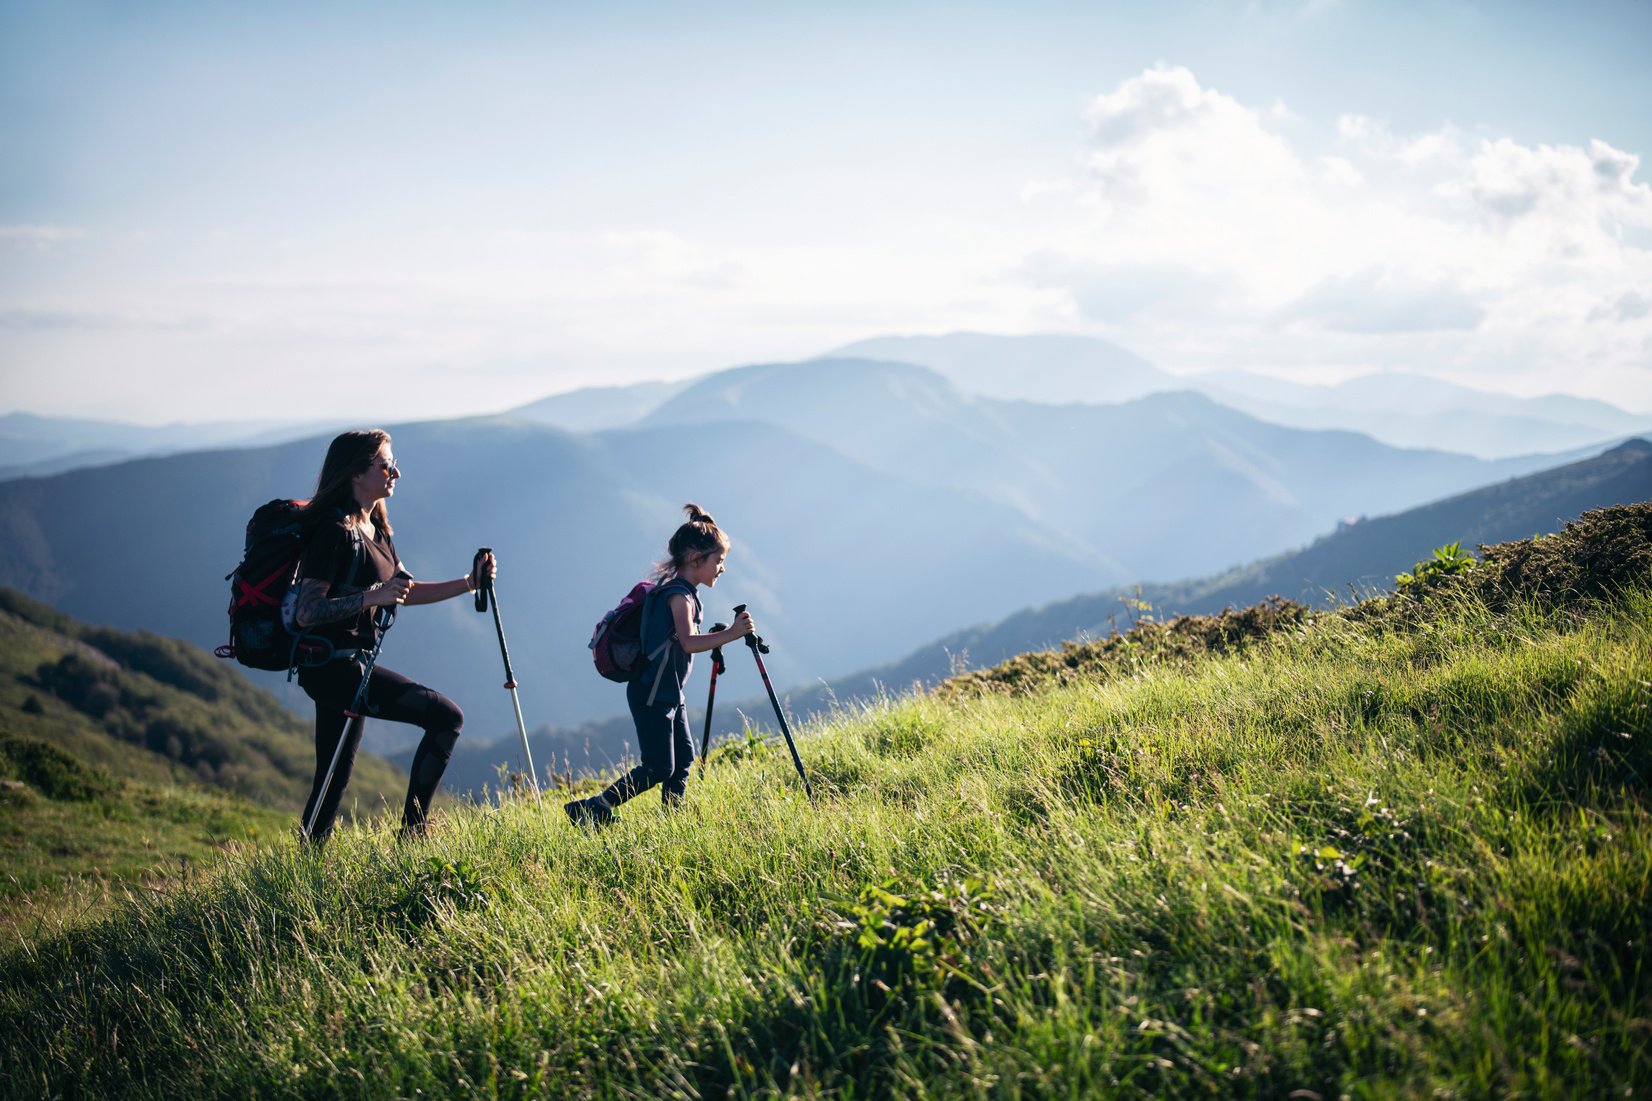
{"left": 302, "top": 429, "right": 394, "bottom": 536}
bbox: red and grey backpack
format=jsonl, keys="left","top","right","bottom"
{"left": 215, "top": 499, "right": 357, "bottom": 674}
{"left": 591, "top": 576, "right": 701, "bottom": 681}
{"left": 589, "top": 580, "right": 660, "bottom": 682}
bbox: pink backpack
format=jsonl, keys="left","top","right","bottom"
{"left": 589, "top": 581, "right": 660, "bottom": 682}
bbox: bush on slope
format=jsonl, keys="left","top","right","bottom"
{"left": 942, "top": 501, "right": 1651, "bottom": 699}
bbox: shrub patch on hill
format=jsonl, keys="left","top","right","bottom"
{"left": 939, "top": 596, "right": 1313, "bottom": 698}
{"left": 945, "top": 502, "right": 1652, "bottom": 698}
{"left": 0, "top": 732, "right": 113, "bottom": 802}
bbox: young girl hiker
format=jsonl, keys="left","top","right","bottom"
{"left": 565, "top": 504, "right": 754, "bottom": 827}
{"left": 292, "top": 429, "right": 497, "bottom": 845}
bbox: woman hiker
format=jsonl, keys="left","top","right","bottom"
{"left": 292, "top": 428, "right": 496, "bottom": 845}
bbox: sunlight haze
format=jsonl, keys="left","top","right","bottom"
{"left": 3, "top": 0, "right": 1650, "bottom": 422}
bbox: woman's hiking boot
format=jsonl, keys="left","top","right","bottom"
{"left": 563, "top": 796, "right": 616, "bottom": 830}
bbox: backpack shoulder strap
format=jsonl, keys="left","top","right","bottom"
{"left": 639, "top": 580, "right": 665, "bottom": 653}
{"left": 655, "top": 578, "right": 696, "bottom": 628}
{"left": 643, "top": 577, "right": 702, "bottom": 704}
{"left": 323, "top": 508, "right": 368, "bottom": 594}
{"left": 345, "top": 526, "right": 366, "bottom": 592}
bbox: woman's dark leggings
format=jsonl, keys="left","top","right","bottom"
{"left": 601, "top": 677, "right": 692, "bottom": 807}
{"left": 297, "top": 660, "right": 463, "bottom": 842}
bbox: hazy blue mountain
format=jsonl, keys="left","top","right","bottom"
{"left": 1190, "top": 399, "right": 1635, "bottom": 460}
{"left": 826, "top": 332, "right": 1174, "bottom": 405}
{"left": 1321, "top": 373, "right": 1644, "bottom": 426}
{"left": 1193, "top": 370, "right": 1652, "bottom": 458}
{"left": 643, "top": 356, "right": 1591, "bottom": 581}
{"left": 823, "top": 332, "right": 1651, "bottom": 460}
{"left": 0, "top": 447, "right": 139, "bottom": 481}
{"left": 803, "top": 436, "right": 1652, "bottom": 706}
{"left": 0, "top": 415, "right": 1108, "bottom": 755}
{"left": 641, "top": 358, "right": 1099, "bottom": 533}
{"left": 510, "top": 379, "right": 690, "bottom": 432}
{"left": 0, "top": 412, "right": 348, "bottom": 479}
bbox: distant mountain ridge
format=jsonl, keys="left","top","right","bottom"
{"left": 0, "top": 411, "right": 351, "bottom": 480}
{"left": 1192, "top": 370, "right": 1652, "bottom": 459}
{"left": 2, "top": 354, "right": 1638, "bottom": 766}
{"left": 828, "top": 332, "right": 1173, "bottom": 406}
{"left": 823, "top": 332, "right": 1652, "bottom": 459}
{"left": 804, "top": 436, "right": 1652, "bottom": 706}
{"left": 510, "top": 379, "right": 691, "bottom": 432}
{"left": 641, "top": 356, "right": 1597, "bottom": 580}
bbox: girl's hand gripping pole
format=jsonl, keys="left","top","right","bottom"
{"left": 698, "top": 623, "right": 728, "bottom": 773}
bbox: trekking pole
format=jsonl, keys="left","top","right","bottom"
{"left": 304, "top": 603, "right": 394, "bottom": 840}
{"left": 697, "top": 623, "right": 728, "bottom": 773}
{"left": 733, "top": 604, "right": 814, "bottom": 799}
{"left": 474, "top": 548, "right": 539, "bottom": 796}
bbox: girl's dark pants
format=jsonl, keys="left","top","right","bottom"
{"left": 298, "top": 660, "right": 464, "bottom": 842}
{"left": 602, "top": 675, "right": 693, "bottom": 807}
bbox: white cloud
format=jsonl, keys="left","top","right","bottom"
{"left": 0, "top": 225, "right": 88, "bottom": 245}
{"left": 1319, "top": 156, "right": 1364, "bottom": 188}
{"left": 597, "top": 230, "right": 746, "bottom": 288}
{"left": 1590, "top": 291, "right": 1651, "bottom": 323}
{"left": 0, "top": 306, "right": 200, "bottom": 332}
{"left": 1014, "top": 66, "right": 1652, "bottom": 405}
{"left": 1014, "top": 253, "right": 1225, "bottom": 324}
{"left": 1281, "top": 270, "right": 1486, "bottom": 334}
{"left": 1452, "top": 137, "right": 1652, "bottom": 226}
{"left": 6, "top": 63, "right": 1650, "bottom": 421}
{"left": 1082, "top": 65, "right": 1305, "bottom": 213}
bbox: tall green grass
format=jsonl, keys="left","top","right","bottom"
{"left": 3, "top": 585, "right": 1648, "bottom": 1099}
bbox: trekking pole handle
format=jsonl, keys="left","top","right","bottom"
{"left": 731, "top": 604, "right": 770, "bottom": 654}
{"left": 472, "top": 547, "right": 491, "bottom": 613}
{"left": 708, "top": 622, "right": 728, "bottom": 674}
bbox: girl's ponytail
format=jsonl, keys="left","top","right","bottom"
{"left": 654, "top": 502, "right": 730, "bottom": 580}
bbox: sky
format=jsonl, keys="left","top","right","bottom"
{"left": 2, "top": 0, "right": 1650, "bottom": 424}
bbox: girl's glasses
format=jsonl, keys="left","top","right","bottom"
{"left": 373, "top": 459, "right": 400, "bottom": 479}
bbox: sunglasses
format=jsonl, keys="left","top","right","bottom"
{"left": 371, "top": 458, "right": 401, "bottom": 479}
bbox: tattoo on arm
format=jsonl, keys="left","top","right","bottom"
{"left": 293, "top": 579, "right": 369, "bottom": 628}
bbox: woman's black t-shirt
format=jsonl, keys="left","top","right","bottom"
{"left": 297, "top": 516, "right": 400, "bottom": 650}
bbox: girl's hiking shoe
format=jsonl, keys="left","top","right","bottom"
{"left": 564, "top": 796, "right": 615, "bottom": 830}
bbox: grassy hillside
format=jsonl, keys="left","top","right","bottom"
{"left": 0, "top": 588, "right": 403, "bottom": 808}
{"left": 0, "top": 732, "right": 294, "bottom": 942}
{"left": 2, "top": 509, "right": 1648, "bottom": 1098}
{"left": 0, "top": 590, "right": 405, "bottom": 937}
